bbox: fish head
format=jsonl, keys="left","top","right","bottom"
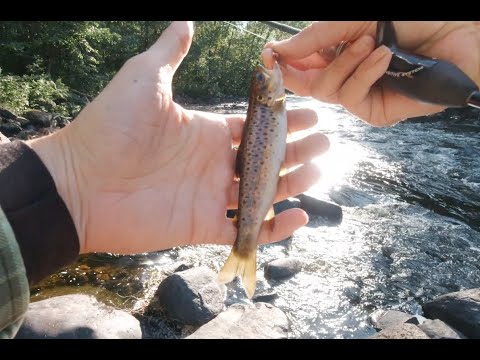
{"left": 252, "top": 61, "right": 285, "bottom": 108}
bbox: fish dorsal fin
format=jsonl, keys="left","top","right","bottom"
{"left": 376, "top": 21, "right": 398, "bottom": 49}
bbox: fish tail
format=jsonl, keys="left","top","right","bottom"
{"left": 218, "top": 248, "right": 257, "bottom": 299}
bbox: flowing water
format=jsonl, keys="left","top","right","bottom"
{"left": 31, "top": 97, "right": 480, "bottom": 339}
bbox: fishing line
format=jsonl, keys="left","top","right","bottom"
{"left": 221, "top": 21, "right": 268, "bottom": 41}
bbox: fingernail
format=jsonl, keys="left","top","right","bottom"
{"left": 372, "top": 46, "right": 392, "bottom": 64}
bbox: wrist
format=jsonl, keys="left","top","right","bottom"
{"left": 27, "top": 127, "right": 87, "bottom": 253}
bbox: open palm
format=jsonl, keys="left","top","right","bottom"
{"left": 46, "top": 22, "right": 328, "bottom": 254}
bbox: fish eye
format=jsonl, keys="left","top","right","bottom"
{"left": 257, "top": 95, "right": 263, "bottom": 101}
{"left": 256, "top": 72, "right": 265, "bottom": 82}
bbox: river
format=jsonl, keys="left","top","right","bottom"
{"left": 31, "top": 96, "right": 480, "bottom": 339}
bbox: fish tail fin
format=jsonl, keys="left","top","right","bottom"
{"left": 218, "top": 248, "right": 257, "bottom": 299}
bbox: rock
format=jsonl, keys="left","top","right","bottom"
{"left": 227, "top": 198, "right": 300, "bottom": 219}
{"left": 296, "top": 194, "right": 343, "bottom": 224}
{"left": 412, "top": 314, "right": 427, "bottom": 325}
{"left": 273, "top": 197, "right": 301, "bottom": 213}
{"left": 0, "top": 131, "right": 10, "bottom": 143}
{"left": 422, "top": 288, "right": 480, "bottom": 339}
{"left": 343, "top": 286, "right": 361, "bottom": 305}
{"left": 37, "top": 127, "right": 56, "bottom": 136}
{"left": 174, "top": 263, "right": 193, "bottom": 273}
{"left": 369, "top": 310, "right": 420, "bottom": 330}
{"left": 419, "top": 319, "right": 466, "bottom": 339}
{"left": 53, "top": 115, "right": 70, "bottom": 128}
{"left": 370, "top": 324, "right": 430, "bottom": 339}
{"left": 0, "top": 122, "right": 22, "bottom": 137}
{"left": 15, "top": 294, "right": 141, "bottom": 339}
{"left": 0, "top": 107, "right": 17, "bottom": 120}
{"left": 23, "top": 110, "right": 52, "bottom": 128}
{"left": 252, "top": 292, "right": 279, "bottom": 303}
{"left": 264, "top": 258, "right": 303, "bottom": 281}
{"left": 226, "top": 209, "right": 236, "bottom": 218}
{"left": 16, "top": 129, "right": 37, "bottom": 140}
{"left": 15, "top": 116, "right": 30, "bottom": 128}
{"left": 186, "top": 303, "right": 289, "bottom": 339}
{"left": 154, "top": 266, "right": 225, "bottom": 325}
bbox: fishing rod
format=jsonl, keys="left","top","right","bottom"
{"left": 258, "top": 21, "right": 301, "bottom": 35}
{"left": 259, "top": 21, "right": 480, "bottom": 110}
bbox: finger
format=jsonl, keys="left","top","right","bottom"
{"left": 257, "top": 208, "right": 308, "bottom": 245}
{"left": 217, "top": 208, "right": 309, "bottom": 246}
{"left": 275, "top": 64, "right": 320, "bottom": 97}
{"left": 310, "top": 35, "right": 376, "bottom": 103}
{"left": 147, "top": 21, "right": 194, "bottom": 72}
{"left": 228, "top": 162, "right": 321, "bottom": 208}
{"left": 261, "top": 47, "right": 276, "bottom": 69}
{"left": 271, "top": 21, "right": 375, "bottom": 60}
{"left": 337, "top": 45, "right": 393, "bottom": 122}
{"left": 262, "top": 46, "right": 329, "bottom": 71}
{"left": 283, "top": 132, "right": 330, "bottom": 169}
{"left": 226, "top": 108, "right": 319, "bottom": 145}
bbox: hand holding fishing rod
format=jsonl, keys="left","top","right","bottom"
{"left": 261, "top": 21, "right": 480, "bottom": 126}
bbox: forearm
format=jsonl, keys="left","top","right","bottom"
{"left": 0, "top": 140, "right": 79, "bottom": 286}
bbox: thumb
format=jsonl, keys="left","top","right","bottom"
{"left": 148, "top": 21, "right": 194, "bottom": 72}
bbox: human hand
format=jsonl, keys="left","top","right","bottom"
{"left": 262, "top": 21, "right": 480, "bottom": 126}
{"left": 27, "top": 21, "right": 329, "bottom": 254}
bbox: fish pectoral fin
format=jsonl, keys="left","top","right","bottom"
{"left": 265, "top": 206, "right": 275, "bottom": 221}
{"left": 279, "top": 166, "right": 289, "bottom": 177}
{"left": 218, "top": 248, "right": 257, "bottom": 299}
{"left": 232, "top": 214, "right": 238, "bottom": 228}
{"left": 265, "top": 206, "right": 276, "bottom": 232}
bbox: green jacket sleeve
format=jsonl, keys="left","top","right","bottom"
{"left": 0, "top": 205, "right": 29, "bottom": 339}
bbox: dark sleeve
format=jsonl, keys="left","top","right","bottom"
{"left": 0, "top": 140, "right": 79, "bottom": 286}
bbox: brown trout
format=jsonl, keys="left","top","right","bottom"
{"left": 218, "top": 60, "right": 287, "bottom": 298}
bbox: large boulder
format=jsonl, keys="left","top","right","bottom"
{"left": 423, "top": 288, "right": 480, "bottom": 339}
{"left": 370, "top": 324, "right": 430, "bottom": 339}
{"left": 15, "top": 294, "right": 141, "bottom": 339}
{"left": 418, "top": 319, "right": 466, "bottom": 339}
{"left": 23, "top": 110, "right": 52, "bottom": 128}
{"left": 264, "top": 257, "right": 303, "bottom": 281}
{"left": 187, "top": 302, "right": 289, "bottom": 339}
{"left": 153, "top": 266, "right": 225, "bottom": 326}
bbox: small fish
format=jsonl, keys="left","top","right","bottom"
{"left": 218, "top": 60, "right": 287, "bottom": 298}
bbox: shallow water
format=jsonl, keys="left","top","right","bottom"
{"left": 31, "top": 97, "right": 480, "bottom": 339}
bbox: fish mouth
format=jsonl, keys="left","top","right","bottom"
{"left": 257, "top": 62, "right": 283, "bottom": 87}
{"left": 257, "top": 64, "right": 273, "bottom": 79}
{"left": 257, "top": 60, "right": 281, "bottom": 77}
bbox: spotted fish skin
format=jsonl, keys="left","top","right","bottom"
{"left": 218, "top": 61, "right": 287, "bottom": 298}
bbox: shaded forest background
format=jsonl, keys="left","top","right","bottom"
{"left": 0, "top": 21, "right": 312, "bottom": 116}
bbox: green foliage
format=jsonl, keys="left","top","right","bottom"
{"left": 0, "top": 69, "right": 82, "bottom": 115}
{"left": 0, "top": 21, "right": 313, "bottom": 112}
